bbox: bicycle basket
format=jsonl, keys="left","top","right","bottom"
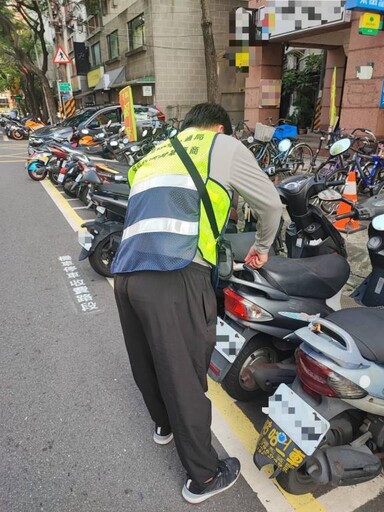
{"left": 273, "top": 124, "right": 298, "bottom": 141}
{"left": 255, "top": 123, "right": 275, "bottom": 142}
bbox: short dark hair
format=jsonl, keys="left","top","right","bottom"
{"left": 181, "top": 103, "right": 233, "bottom": 136}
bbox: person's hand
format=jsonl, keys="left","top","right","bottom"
{"left": 244, "top": 246, "right": 269, "bottom": 269}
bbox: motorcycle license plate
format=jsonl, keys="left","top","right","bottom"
{"left": 255, "top": 384, "right": 330, "bottom": 473}
{"left": 78, "top": 230, "right": 94, "bottom": 251}
{"left": 215, "top": 318, "right": 246, "bottom": 363}
{"left": 58, "top": 173, "right": 65, "bottom": 183}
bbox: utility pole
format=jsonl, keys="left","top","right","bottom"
{"left": 47, "top": 1, "right": 67, "bottom": 83}
{"left": 200, "top": 0, "right": 220, "bottom": 104}
{"left": 47, "top": 0, "right": 72, "bottom": 118}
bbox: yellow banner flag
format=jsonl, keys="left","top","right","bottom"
{"left": 119, "top": 86, "right": 137, "bottom": 142}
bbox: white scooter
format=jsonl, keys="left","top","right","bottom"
{"left": 254, "top": 308, "right": 384, "bottom": 495}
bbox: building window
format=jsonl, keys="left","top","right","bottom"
{"left": 87, "top": 14, "right": 100, "bottom": 36}
{"left": 107, "top": 30, "right": 120, "bottom": 60}
{"left": 127, "top": 14, "right": 145, "bottom": 52}
{"left": 91, "top": 42, "right": 101, "bottom": 66}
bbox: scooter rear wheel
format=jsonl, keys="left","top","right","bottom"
{"left": 48, "top": 167, "right": 60, "bottom": 185}
{"left": 88, "top": 232, "right": 123, "bottom": 277}
{"left": 222, "top": 337, "right": 279, "bottom": 401}
{"left": 276, "top": 464, "right": 319, "bottom": 495}
{"left": 27, "top": 162, "right": 47, "bottom": 181}
{"left": 63, "top": 178, "right": 78, "bottom": 198}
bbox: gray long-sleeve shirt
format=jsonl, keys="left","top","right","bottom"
{"left": 208, "top": 133, "right": 283, "bottom": 254}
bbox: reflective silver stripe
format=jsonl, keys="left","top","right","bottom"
{"left": 130, "top": 174, "right": 196, "bottom": 197}
{"left": 122, "top": 217, "right": 199, "bottom": 241}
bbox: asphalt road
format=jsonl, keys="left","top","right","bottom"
{"left": 0, "top": 133, "right": 383, "bottom": 512}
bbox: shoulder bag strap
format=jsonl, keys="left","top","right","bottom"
{"left": 170, "top": 137, "right": 220, "bottom": 239}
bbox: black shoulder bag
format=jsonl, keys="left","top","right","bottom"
{"left": 170, "top": 137, "right": 233, "bottom": 282}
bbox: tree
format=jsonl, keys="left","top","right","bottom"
{"left": 200, "top": 0, "right": 220, "bottom": 104}
{"left": 0, "top": 1, "right": 57, "bottom": 123}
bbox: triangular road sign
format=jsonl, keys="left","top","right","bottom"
{"left": 53, "top": 45, "right": 71, "bottom": 64}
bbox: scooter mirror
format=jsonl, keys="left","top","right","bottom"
{"left": 142, "top": 129, "right": 148, "bottom": 137}
{"left": 372, "top": 213, "right": 384, "bottom": 231}
{"left": 122, "top": 137, "right": 129, "bottom": 144}
{"left": 106, "top": 120, "right": 112, "bottom": 128}
{"left": 130, "top": 145, "right": 140, "bottom": 152}
{"left": 329, "top": 138, "right": 351, "bottom": 156}
{"left": 110, "top": 140, "right": 118, "bottom": 147}
{"left": 278, "top": 138, "right": 292, "bottom": 152}
{"left": 318, "top": 189, "right": 342, "bottom": 202}
{"left": 119, "top": 126, "right": 125, "bottom": 133}
{"left": 153, "top": 128, "right": 157, "bottom": 135}
{"left": 169, "top": 129, "right": 178, "bottom": 138}
{"left": 81, "top": 129, "right": 89, "bottom": 135}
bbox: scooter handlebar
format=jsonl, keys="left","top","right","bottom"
{"left": 325, "top": 180, "right": 345, "bottom": 187}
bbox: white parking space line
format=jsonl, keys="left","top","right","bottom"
{"left": 72, "top": 206, "right": 89, "bottom": 210}
{"left": 318, "top": 475, "right": 384, "bottom": 511}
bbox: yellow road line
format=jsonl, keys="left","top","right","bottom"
{"left": 40, "top": 179, "right": 84, "bottom": 231}
{"left": 208, "top": 381, "right": 327, "bottom": 512}
{"left": 41, "top": 179, "right": 327, "bottom": 512}
{"left": 0, "top": 160, "right": 26, "bottom": 163}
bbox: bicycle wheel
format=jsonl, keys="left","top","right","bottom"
{"left": 248, "top": 142, "right": 271, "bottom": 168}
{"left": 285, "top": 143, "right": 313, "bottom": 174}
{"left": 371, "top": 162, "right": 384, "bottom": 194}
{"left": 319, "top": 168, "right": 348, "bottom": 215}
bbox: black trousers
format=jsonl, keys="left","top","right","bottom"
{"left": 114, "top": 263, "right": 219, "bottom": 483}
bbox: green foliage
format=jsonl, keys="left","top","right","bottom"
{"left": 282, "top": 52, "right": 324, "bottom": 128}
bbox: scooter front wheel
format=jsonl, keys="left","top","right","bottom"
{"left": 222, "top": 337, "right": 278, "bottom": 401}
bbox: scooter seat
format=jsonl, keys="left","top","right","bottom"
{"left": 259, "top": 254, "right": 350, "bottom": 299}
{"left": 96, "top": 182, "right": 130, "bottom": 198}
{"left": 95, "top": 161, "right": 128, "bottom": 174}
{"left": 325, "top": 308, "right": 384, "bottom": 363}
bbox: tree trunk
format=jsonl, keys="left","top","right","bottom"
{"left": 200, "top": 0, "right": 220, "bottom": 104}
{"left": 38, "top": 73, "right": 57, "bottom": 124}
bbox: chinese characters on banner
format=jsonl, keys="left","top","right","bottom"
{"left": 119, "top": 86, "right": 137, "bottom": 142}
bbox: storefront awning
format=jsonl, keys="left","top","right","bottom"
{"left": 111, "top": 75, "right": 155, "bottom": 89}
{"left": 94, "top": 66, "right": 125, "bottom": 91}
{"left": 73, "top": 90, "right": 95, "bottom": 99}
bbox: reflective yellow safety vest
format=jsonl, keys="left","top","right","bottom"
{"left": 111, "top": 129, "right": 231, "bottom": 273}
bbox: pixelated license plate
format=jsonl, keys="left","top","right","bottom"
{"left": 255, "top": 384, "right": 330, "bottom": 472}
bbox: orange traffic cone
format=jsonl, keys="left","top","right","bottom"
{"left": 333, "top": 171, "right": 366, "bottom": 234}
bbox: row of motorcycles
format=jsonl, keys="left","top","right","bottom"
{"left": 214, "top": 134, "right": 384, "bottom": 495}
{"left": 25, "top": 120, "right": 384, "bottom": 496}
{"left": 0, "top": 113, "right": 45, "bottom": 140}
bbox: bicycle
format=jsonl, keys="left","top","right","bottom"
{"left": 232, "top": 119, "right": 255, "bottom": 147}
{"left": 248, "top": 117, "right": 313, "bottom": 176}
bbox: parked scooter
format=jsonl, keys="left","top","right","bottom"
{"left": 5, "top": 119, "right": 30, "bottom": 140}
{"left": 254, "top": 311, "right": 384, "bottom": 495}
{"left": 277, "top": 137, "right": 356, "bottom": 258}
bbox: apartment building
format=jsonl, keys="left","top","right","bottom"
{"left": 245, "top": 0, "right": 384, "bottom": 136}
{"left": 76, "top": 0, "right": 247, "bottom": 121}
